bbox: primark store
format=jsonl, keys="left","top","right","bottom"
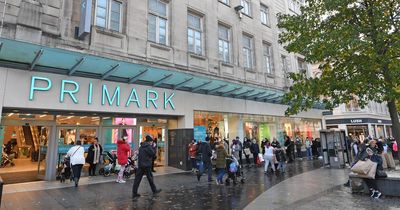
{"left": 0, "top": 39, "right": 323, "bottom": 184}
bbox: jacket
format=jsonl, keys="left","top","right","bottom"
{"left": 271, "top": 141, "right": 280, "bottom": 148}
{"left": 250, "top": 143, "right": 260, "bottom": 154}
{"left": 117, "top": 140, "right": 131, "bottom": 165}
{"left": 67, "top": 145, "right": 85, "bottom": 166}
{"left": 138, "top": 141, "right": 155, "bottom": 168}
{"left": 86, "top": 144, "right": 103, "bottom": 164}
{"left": 197, "top": 142, "right": 212, "bottom": 163}
{"left": 216, "top": 146, "right": 228, "bottom": 169}
{"left": 275, "top": 149, "right": 286, "bottom": 162}
{"left": 188, "top": 143, "right": 197, "bottom": 158}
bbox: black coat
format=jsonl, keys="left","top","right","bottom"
{"left": 86, "top": 144, "right": 103, "bottom": 164}
{"left": 138, "top": 142, "right": 156, "bottom": 168}
{"left": 250, "top": 143, "right": 260, "bottom": 154}
{"left": 196, "top": 142, "right": 212, "bottom": 163}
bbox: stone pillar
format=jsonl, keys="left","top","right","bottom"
{"left": 45, "top": 124, "right": 58, "bottom": 181}
{"left": 177, "top": 111, "right": 194, "bottom": 129}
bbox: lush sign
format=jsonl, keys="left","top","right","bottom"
{"left": 29, "top": 76, "right": 176, "bottom": 110}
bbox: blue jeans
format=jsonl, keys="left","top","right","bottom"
{"left": 217, "top": 168, "right": 225, "bottom": 183}
{"left": 199, "top": 161, "right": 213, "bottom": 181}
{"left": 191, "top": 158, "right": 197, "bottom": 170}
{"left": 306, "top": 148, "right": 312, "bottom": 160}
{"left": 278, "top": 161, "right": 286, "bottom": 172}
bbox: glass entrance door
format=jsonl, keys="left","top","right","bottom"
{"left": 139, "top": 125, "right": 167, "bottom": 167}
{"left": 102, "top": 126, "right": 135, "bottom": 152}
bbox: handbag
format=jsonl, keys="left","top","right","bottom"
{"left": 351, "top": 159, "right": 375, "bottom": 175}
{"left": 258, "top": 153, "right": 264, "bottom": 162}
{"left": 244, "top": 148, "right": 251, "bottom": 155}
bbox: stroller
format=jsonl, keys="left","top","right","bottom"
{"left": 99, "top": 151, "right": 120, "bottom": 177}
{"left": 58, "top": 156, "right": 72, "bottom": 183}
{"left": 225, "top": 156, "right": 245, "bottom": 185}
{"left": 123, "top": 152, "right": 138, "bottom": 179}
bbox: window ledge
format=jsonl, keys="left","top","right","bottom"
{"left": 245, "top": 68, "right": 256, "bottom": 73}
{"left": 242, "top": 13, "right": 253, "bottom": 19}
{"left": 262, "top": 23, "right": 271, "bottom": 28}
{"left": 94, "top": 26, "right": 125, "bottom": 38}
{"left": 265, "top": 73, "right": 275, "bottom": 78}
{"left": 221, "top": 62, "right": 234, "bottom": 68}
{"left": 189, "top": 53, "right": 206, "bottom": 60}
{"left": 149, "top": 42, "right": 172, "bottom": 51}
{"left": 218, "top": 1, "right": 231, "bottom": 7}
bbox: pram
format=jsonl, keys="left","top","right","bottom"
{"left": 58, "top": 156, "right": 72, "bottom": 183}
{"left": 99, "top": 151, "right": 120, "bottom": 177}
{"left": 225, "top": 156, "right": 245, "bottom": 185}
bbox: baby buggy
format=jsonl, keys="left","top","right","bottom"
{"left": 123, "top": 152, "right": 138, "bottom": 179}
{"left": 99, "top": 151, "right": 120, "bottom": 177}
{"left": 58, "top": 156, "right": 72, "bottom": 183}
{"left": 225, "top": 156, "right": 245, "bottom": 185}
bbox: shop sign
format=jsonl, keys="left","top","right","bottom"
{"left": 29, "top": 76, "right": 176, "bottom": 110}
{"left": 350, "top": 119, "right": 363, "bottom": 123}
{"left": 194, "top": 126, "right": 206, "bottom": 142}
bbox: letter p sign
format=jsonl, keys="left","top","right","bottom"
{"left": 29, "top": 76, "right": 52, "bottom": 101}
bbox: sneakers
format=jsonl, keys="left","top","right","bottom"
{"left": 372, "top": 191, "right": 382, "bottom": 199}
{"left": 116, "top": 180, "right": 126, "bottom": 183}
{"left": 132, "top": 193, "right": 141, "bottom": 198}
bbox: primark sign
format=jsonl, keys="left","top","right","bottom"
{"left": 28, "top": 76, "right": 176, "bottom": 110}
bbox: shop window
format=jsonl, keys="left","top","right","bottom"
{"left": 102, "top": 117, "right": 137, "bottom": 126}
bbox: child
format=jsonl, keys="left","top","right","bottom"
{"left": 275, "top": 146, "right": 287, "bottom": 173}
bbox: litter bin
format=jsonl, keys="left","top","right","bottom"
{"left": 0, "top": 176, "right": 3, "bottom": 207}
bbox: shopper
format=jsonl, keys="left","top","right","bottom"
{"left": 188, "top": 139, "right": 198, "bottom": 172}
{"left": 243, "top": 137, "right": 252, "bottom": 167}
{"left": 215, "top": 143, "right": 229, "bottom": 185}
{"left": 132, "top": 135, "right": 162, "bottom": 198}
{"left": 235, "top": 136, "right": 244, "bottom": 165}
{"left": 86, "top": 137, "right": 103, "bottom": 176}
{"left": 116, "top": 136, "right": 130, "bottom": 183}
{"left": 263, "top": 142, "right": 276, "bottom": 174}
{"left": 275, "top": 145, "right": 287, "bottom": 173}
{"left": 261, "top": 138, "right": 268, "bottom": 155}
{"left": 67, "top": 140, "right": 85, "bottom": 187}
{"left": 284, "top": 136, "right": 294, "bottom": 163}
{"left": 250, "top": 139, "right": 260, "bottom": 166}
{"left": 231, "top": 139, "right": 240, "bottom": 160}
{"left": 305, "top": 137, "right": 313, "bottom": 160}
{"left": 295, "top": 136, "right": 303, "bottom": 159}
{"left": 196, "top": 138, "right": 213, "bottom": 182}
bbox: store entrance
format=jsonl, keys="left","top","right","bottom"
{"left": 0, "top": 124, "right": 50, "bottom": 184}
{"left": 139, "top": 125, "right": 167, "bottom": 168}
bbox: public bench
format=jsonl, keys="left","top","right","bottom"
{"left": 349, "top": 172, "right": 400, "bottom": 197}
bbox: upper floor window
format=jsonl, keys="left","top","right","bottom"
{"left": 263, "top": 43, "right": 273, "bottom": 75}
{"left": 219, "top": 0, "right": 230, "bottom": 5}
{"left": 241, "top": 0, "right": 251, "bottom": 16}
{"left": 297, "top": 58, "right": 307, "bottom": 73}
{"left": 95, "top": 0, "right": 122, "bottom": 32}
{"left": 218, "top": 24, "right": 231, "bottom": 63}
{"left": 148, "top": 0, "right": 168, "bottom": 45}
{"left": 187, "top": 13, "right": 203, "bottom": 55}
{"left": 260, "top": 4, "right": 270, "bottom": 26}
{"left": 242, "top": 34, "right": 254, "bottom": 69}
{"left": 288, "top": 0, "right": 304, "bottom": 14}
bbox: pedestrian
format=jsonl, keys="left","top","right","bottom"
{"left": 132, "top": 135, "right": 162, "bottom": 198}
{"left": 284, "top": 136, "right": 294, "bottom": 163}
{"left": 312, "top": 138, "right": 318, "bottom": 158}
{"left": 188, "top": 139, "right": 198, "bottom": 172}
{"left": 250, "top": 138, "right": 260, "bottom": 166}
{"left": 151, "top": 138, "right": 157, "bottom": 172}
{"left": 263, "top": 142, "right": 276, "bottom": 174}
{"left": 295, "top": 136, "right": 303, "bottom": 159}
{"left": 196, "top": 138, "right": 213, "bottom": 182}
{"left": 305, "top": 137, "right": 313, "bottom": 160}
{"left": 231, "top": 139, "right": 240, "bottom": 160}
{"left": 275, "top": 145, "right": 287, "bottom": 173}
{"left": 86, "top": 137, "right": 103, "bottom": 176}
{"left": 261, "top": 138, "right": 268, "bottom": 155}
{"left": 66, "top": 140, "right": 85, "bottom": 187}
{"left": 116, "top": 136, "right": 131, "bottom": 183}
{"left": 235, "top": 136, "right": 244, "bottom": 165}
{"left": 351, "top": 137, "right": 360, "bottom": 159}
{"left": 243, "top": 137, "right": 252, "bottom": 167}
{"left": 215, "top": 143, "right": 229, "bottom": 185}
{"left": 271, "top": 137, "right": 280, "bottom": 148}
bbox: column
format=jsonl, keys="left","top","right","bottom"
{"left": 45, "top": 124, "right": 58, "bottom": 181}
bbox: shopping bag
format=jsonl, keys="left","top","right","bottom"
{"left": 356, "top": 161, "right": 377, "bottom": 179}
{"left": 351, "top": 159, "right": 375, "bottom": 175}
{"left": 256, "top": 156, "right": 261, "bottom": 166}
{"left": 244, "top": 148, "right": 251, "bottom": 155}
{"left": 258, "top": 153, "right": 264, "bottom": 162}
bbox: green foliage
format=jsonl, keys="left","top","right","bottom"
{"left": 278, "top": 0, "right": 400, "bottom": 116}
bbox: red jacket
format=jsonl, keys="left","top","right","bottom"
{"left": 117, "top": 140, "right": 130, "bottom": 165}
{"left": 188, "top": 143, "right": 197, "bottom": 158}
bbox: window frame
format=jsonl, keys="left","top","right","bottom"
{"left": 242, "top": 34, "right": 254, "bottom": 70}
{"left": 218, "top": 0, "right": 230, "bottom": 6}
{"left": 260, "top": 4, "right": 270, "bottom": 27}
{"left": 94, "top": 0, "right": 123, "bottom": 32}
{"left": 263, "top": 42, "right": 274, "bottom": 75}
{"left": 187, "top": 12, "right": 204, "bottom": 55}
{"left": 148, "top": 0, "right": 169, "bottom": 45}
{"left": 218, "top": 24, "right": 232, "bottom": 64}
{"left": 240, "top": 0, "right": 252, "bottom": 17}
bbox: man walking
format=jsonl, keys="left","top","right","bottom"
{"left": 132, "top": 135, "right": 162, "bottom": 198}
{"left": 196, "top": 138, "right": 213, "bottom": 182}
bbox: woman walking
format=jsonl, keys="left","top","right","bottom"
{"left": 86, "top": 138, "right": 103, "bottom": 176}
{"left": 215, "top": 143, "right": 228, "bottom": 185}
{"left": 67, "top": 140, "right": 85, "bottom": 187}
{"left": 116, "top": 136, "right": 131, "bottom": 183}
{"left": 263, "top": 142, "right": 276, "bottom": 174}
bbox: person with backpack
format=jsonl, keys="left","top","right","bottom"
{"left": 66, "top": 140, "right": 85, "bottom": 187}
{"left": 215, "top": 143, "right": 228, "bottom": 185}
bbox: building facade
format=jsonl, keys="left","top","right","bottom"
{"left": 324, "top": 101, "right": 392, "bottom": 141}
{"left": 0, "top": 0, "right": 322, "bottom": 183}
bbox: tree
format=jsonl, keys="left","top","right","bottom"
{"left": 277, "top": 0, "right": 400, "bottom": 152}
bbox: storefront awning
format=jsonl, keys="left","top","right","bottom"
{"left": 0, "top": 38, "right": 324, "bottom": 108}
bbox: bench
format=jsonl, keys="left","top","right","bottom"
{"left": 350, "top": 172, "right": 400, "bottom": 196}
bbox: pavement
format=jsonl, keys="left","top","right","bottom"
{"left": 2, "top": 159, "right": 400, "bottom": 210}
